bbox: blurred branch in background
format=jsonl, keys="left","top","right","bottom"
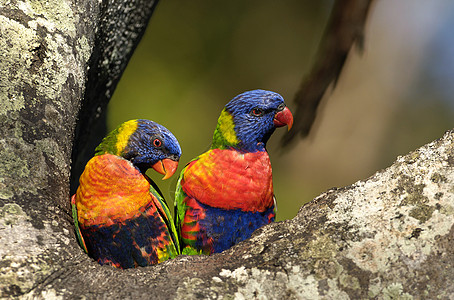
{"left": 283, "top": 0, "right": 375, "bottom": 147}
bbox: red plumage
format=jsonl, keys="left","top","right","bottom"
{"left": 181, "top": 149, "right": 274, "bottom": 212}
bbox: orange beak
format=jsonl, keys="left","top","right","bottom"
{"left": 273, "top": 106, "right": 293, "bottom": 131}
{"left": 152, "top": 158, "right": 179, "bottom": 180}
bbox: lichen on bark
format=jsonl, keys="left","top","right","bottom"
{"left": 0, "top": 0, "right": 158, "bottom": 297}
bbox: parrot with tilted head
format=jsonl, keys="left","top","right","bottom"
{"left": 71, "top": 119, "right": 181, "bottom": 269}
{"left": 174, "top": 89, "right": 293, "bottom": 255}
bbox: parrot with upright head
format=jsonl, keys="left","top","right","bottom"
{"left": 174, "top": 89, "right": 293, "bottom": 255}
{"left": 71, "top": 119, "right": 181, "bottom": 269}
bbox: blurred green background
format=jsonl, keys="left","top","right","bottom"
{"left": 107, "top": 0, "right": 454, "bottom": 221}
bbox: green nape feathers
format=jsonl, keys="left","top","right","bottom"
{"left": 211, "top": 109, "right": 239, "bottom": 149}
{"left": 94, "top": 119, "right": 138, "bottom": 156}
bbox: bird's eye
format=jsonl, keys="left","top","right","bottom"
{"left": 153, "top": 138, "right": 162, "bottom": 148}
{"left": 251, "top": 108, "right": 264, "bottom": 117}
{"left": 277, "top": 103, "right": 286, "bottom": 111}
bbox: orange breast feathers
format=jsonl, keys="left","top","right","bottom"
{"left": 181, "top": 149, "right": 274, "bottom": 212}
{"left": 75, "top": 154, "right": 154, "bottom": 226}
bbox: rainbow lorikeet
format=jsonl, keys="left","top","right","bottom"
{"left": 71, "top": 119, "right": 181, "bottom": 269}
{"left": 175, "top": 90, "right": 293, "bottom": 255}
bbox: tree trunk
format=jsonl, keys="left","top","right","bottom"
{"left": 1, "top": 1, "right": 454, "bottom": 299}
{"left": 0, "top": 0, "right": 158, "bottom": 297}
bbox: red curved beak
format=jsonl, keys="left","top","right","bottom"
{"left": 273, "top": 106, "right": 293, "bottom": 131}
{"left": 152, "top": 158, "right": 179, "bottom": 180}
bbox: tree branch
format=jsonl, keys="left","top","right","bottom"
{"left": 282, "top": 0, "right": 375, "bottom": 147}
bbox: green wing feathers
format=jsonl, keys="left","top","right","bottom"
{"left": 149, "top": 184, "right": 181, "bottom": 255}
{"left": 71, "top": 195, "right": 88, "bottom": 253}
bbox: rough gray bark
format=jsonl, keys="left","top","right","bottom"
{"left": 0, "top": 0, "right": 158, "bottom": 298}
{"left": 1, "top": 1, "right": 454, "bottom": 299}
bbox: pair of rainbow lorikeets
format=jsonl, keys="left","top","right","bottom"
{"left": 71, "top": 90, "right": 293, "bottom": 269}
